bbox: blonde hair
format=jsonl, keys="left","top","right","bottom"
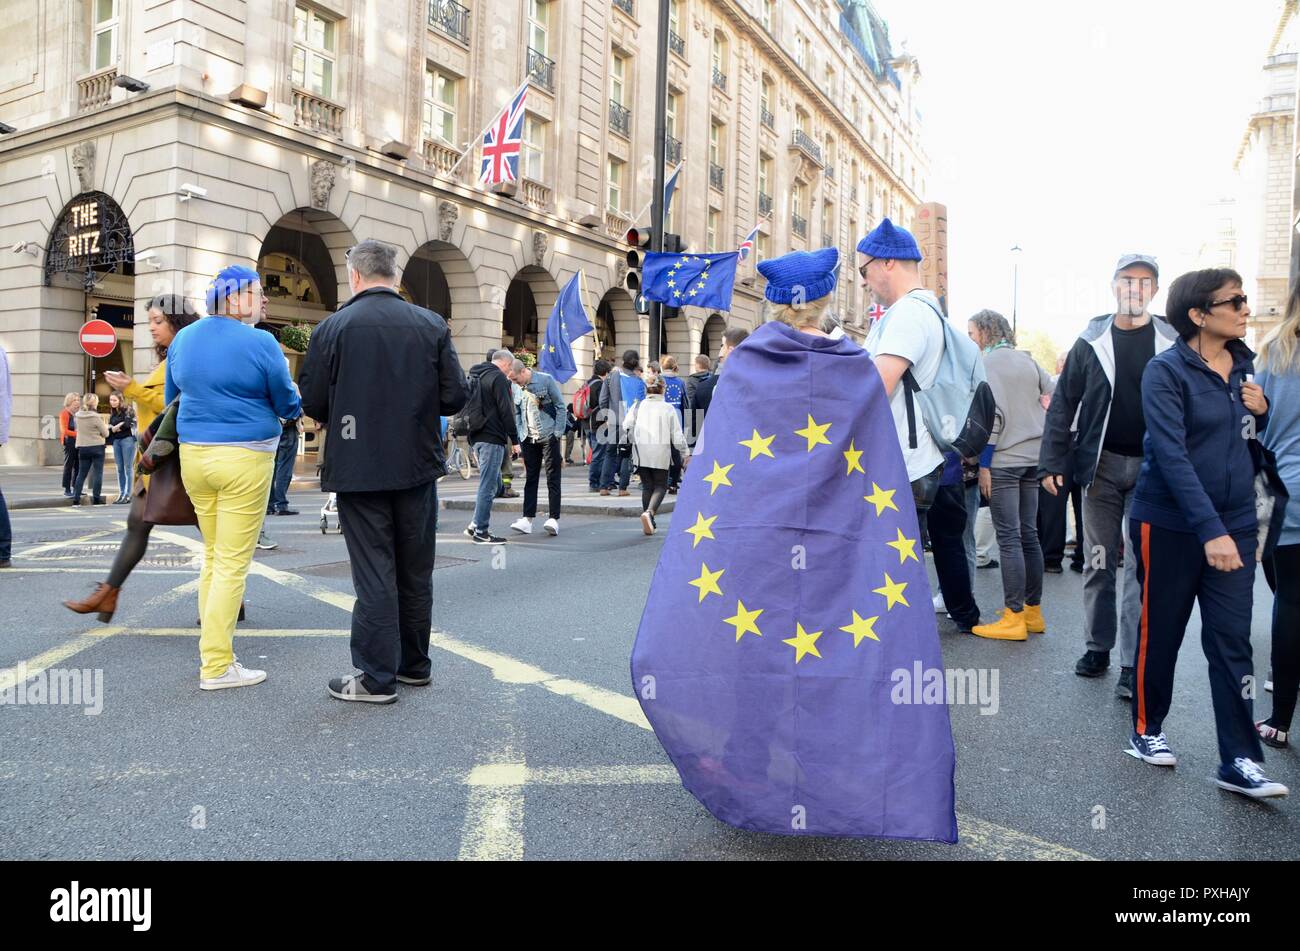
{"left": 766, "top": 293, "right": 833, "bottom": 330}
{"left": 64, "top": 392, "right": 81, "bottom": 408}
{"left": 1258, "top": 282, "right": 1300, "bottom": 374}
{"left": 82, "top": 393, "right": 99, "bottom": 411}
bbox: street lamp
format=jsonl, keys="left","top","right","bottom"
{"left": 1010, "top": 244, "right": 1022, "bottom": 338}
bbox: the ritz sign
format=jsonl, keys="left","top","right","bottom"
{"left": 65, "top": 199, "right": 102, "bottom": 257}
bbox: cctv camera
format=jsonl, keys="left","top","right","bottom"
{"left": 177, "top": 183, "right": 207, "bottom": 201}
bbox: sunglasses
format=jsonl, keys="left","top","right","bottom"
{"left": 858, "top": 257, "right": 877, "bottom": 279}
{"left": 1207, "top": 294, "right": 1248, "bottom": 312}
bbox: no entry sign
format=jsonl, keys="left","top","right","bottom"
{"left": 78, "top": 319, "right": 118, "bottom": 358}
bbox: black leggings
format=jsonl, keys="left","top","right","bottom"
{"left": 106, "top": 490, "right": 154, "bottom": 589}
{"left": 1263, "top": 543, "right": 1300, "bottom": 732}
{"left": 639, "top": 467, "right": 669, "bottom": 515}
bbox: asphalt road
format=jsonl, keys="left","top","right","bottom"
{"left": 0, "top": 482, "right": 1295, "bottom": 860}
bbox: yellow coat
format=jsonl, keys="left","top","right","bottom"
{"left": 122, "top": 359, "right": 167, "bottom": 491}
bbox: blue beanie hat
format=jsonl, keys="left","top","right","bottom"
{"left": 757, "top": 247, "right": 840, "bottom": 305}
{"left": 856, "top": 217, "right": 922, "bottom": 261}
{"left": 205, "top": 264, "right": 261, "bottom": 315}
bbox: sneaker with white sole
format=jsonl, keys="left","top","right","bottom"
{"left": 543, "top": 517, "right": 559, "bottom": 536}
{"left": 255, "top": 531, "right": 277, "bottom": 551}
{"left": 200, "top": 660, "right": 267, "bottom": 691}
{"left": 511, "top": 517, "right": 533, "bottom": 534}
{"left": 1127, "top": 731, "right": 1177, "bottom": 766}
{"left": 932, "top": 594, "right": 947, "bottom": 613}
{"left": 463, "top": 523, "right": 477, "bottom": 539}
{"left": 1216, "top": 758, "right": 1288, "bottom": 799}
{"left": 640, "top": 511, "right": 655, "bottom": 535}
{"left": 327, "top": 673, "right": 397, "bottom": 704}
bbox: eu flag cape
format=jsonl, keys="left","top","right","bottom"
{"left": 630, "top": 321, "right": 958, "bottom": 842}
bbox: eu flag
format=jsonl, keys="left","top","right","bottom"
{"left": 631, "top": 321, "right": 958, "bottom": 842}
{"left": 539, "top": 273, "right": 588, "bottom": 383}
{"left": 642, "top": 252, "right": 739, "bottom": 312}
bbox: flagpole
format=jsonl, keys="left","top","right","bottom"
{"left": 444, "top": 77, "right": 530, "bottom": 179}
{"left": 649, "top": 0, "right": 670, "bottom": 362}
{"left": 634, "top": 163, "right": 680, "bottom": 224}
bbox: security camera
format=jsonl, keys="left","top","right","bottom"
{"left": 9, "top": 241, "right": 38, "bottom": 256}
{"left": 177, "top": 183, "right": 207, "bottom": 201}
{"left": 133, "top": 249, "right": 163, "bottom": 269}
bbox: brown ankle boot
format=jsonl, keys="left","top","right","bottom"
{"left": 64, "top": 583, "right": 120, "bottom": 623}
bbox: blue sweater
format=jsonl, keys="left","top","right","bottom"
{"left": 165, "top": 318, "right": 301, "bottom": 444}
{"left": 1259, "top": 363, "right": 1300, "bottom": 547}
{"left": 1131, "top": 337, "right": 1268, "bottom": 544}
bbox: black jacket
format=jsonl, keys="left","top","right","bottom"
{"left": 692, "top": 373, "right": 719, "bottom": 426}
{"left": 1038, "top": 313, "right": 1177, "bottom": 488}
{"left": 466, "top": 362, "right": 517, "bottom": 448}
{"left": 299, "top": 286, "right": 467, "bottom": 493}
{"left": 106, "top": 408, "right": 134, "bottom": 444}
{"left": 684, "top": 370, "right": 710, "bottom": 409}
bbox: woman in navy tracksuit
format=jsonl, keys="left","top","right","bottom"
{"left": 1126, "top": 268, "right": 1287, "bottom": 799}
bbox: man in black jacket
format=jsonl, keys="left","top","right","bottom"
{"left": 299, "top": 239, "right": 467, "bottom": 705}
{"left": 463, "top": 349, "right": 520, "bottom": 545}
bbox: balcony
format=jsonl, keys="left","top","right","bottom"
{"left": 712, "top": 67, "right": 727, "bottom": 92}
{"left": 428, "top": 0, "right": 470, "bottom": 44}
{"left": 522, "top": 178, "right": 552, "bottom": 210}
{"left": 709, "top": 163, "right": 725, "bottom": 191}
{"left": 792, "top": 213, "right": 807, "bottom": 238}
{"left": 528, "top": 47, "right": 556, "bottom": 93}
{"left": 669, "top": 31, "right": 685, "bottom": 57}
{"left": 760, "top": 106, "right": 775, "bottom": 130}
{"left": 1258, "top": 93, "right": 1296, "bottom": 114}
{"left": 613, "top": 0, "right": 634, "bottom": 15}
{"left": 1266, "top": 52, "right": 1298, "bottom": 67}
{"left": 606, "top": 210, "right": 631, "bottom": 239}
{"left": 422, "top": 138, "right": 461, "bottom": 177}
{"left": 825, "top": 164, "right": 836, "bottom": 181}
{"left": 758, "top": 192, "right": 773, "bottom": 217}
{"left": 850, "top": 185, "right": 858, "bottom": 204}
{"left": 665, "top": 135, "right": 682, "bottom": 165}
{"left": 292, "top": 88, "right": 345, "bottom": 137}
{"left": 609, "top": 99, "right": 631, "bottom": 138}
{"left": 77, "top": 67, "right": 117, "bottom": 112}
{"left": 790, "top": 129, "right": 823, "bottom": 164}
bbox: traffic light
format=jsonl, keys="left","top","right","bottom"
{"left": 624, "top": 227, "right": 685, "bottom": 292}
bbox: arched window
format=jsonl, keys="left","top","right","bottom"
{"left": 258, "top": 252, "right": 323, "bottom": 305}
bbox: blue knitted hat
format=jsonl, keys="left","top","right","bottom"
{"left": 757, "top": 247, "right": 840, "bottom": 305}
{"left": 856, "top": 217, "right": 922, "bottom": 261}
{"left": 205, "top": 264, "right": 261, "bottom": 315}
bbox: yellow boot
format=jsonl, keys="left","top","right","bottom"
{"left": 972, "top": 608, "right": 1028, "bottom": 641}
{"left": 1023, "top": 604, "right": 1046, "bottom": 634}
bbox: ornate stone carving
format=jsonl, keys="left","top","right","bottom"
{"left": 615, "top": 260, "right": 628, "bottom": 288}
{"left": 70, "top": 141, "right": 95, "bottom": 193}
{"left": 532, "top": 230, "right": 547, "bottom": 268}
{"left": 309, "top": 158, "right": 337, "bottom": 209}
{"left": 438, "top": 200, "right": 459, "bottom": 242}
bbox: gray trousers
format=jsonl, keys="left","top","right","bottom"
{"left": 988, "top": 465, "right": 1043, "bottom": 612}
{"left": 1082, "top": 450, "right": 1142, "bottom": 666}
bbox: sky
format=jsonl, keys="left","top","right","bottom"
{"left": 872, "top": 0, "right": 1283, "bottom": 349}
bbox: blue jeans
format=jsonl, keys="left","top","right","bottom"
{"left": 268, "top": 426, "right": 298, "bottom": 512}
{"left": 600, "top": 447, "right": 632, "bottom": 491}
{"left": 964, "top": 482, "right": 980, "bottom": 585}
{"left": 588, "top": 430, "right": 606, "bottom": 490}
{"left": 0, "top": 482, "right": 11, "bottom": 561}
{"left": 472, "top": 441, "right": 506, "bottom": 532}
{"left": 112, "top": 437, "right": 136, "bottom": 498}
{"left": 73, "top": 446, "right": 106, "bottom": 502}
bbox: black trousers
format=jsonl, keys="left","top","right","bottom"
{"left": 929, "top": 482, "right": 981, "bottom": 629}
{"left": 336, "top": 481, "right": 439, "bottom": 694}
{"left": 1263, "top": 544, "right": 1300, "bottom": 732}
{"left": 521, "top": 435, "right": 562, "bottom": 520}
{"left": 1039, "top": 451, "right": 1084, "bottom": 568}
{"left": 62, "top": 436, "right": 79, "bottom": 492}
{"left": 1130, "top": 520, "right": 1262, "bottom": 764}
{"left": 639, "top": 467, "right": 670, "bottom": 514}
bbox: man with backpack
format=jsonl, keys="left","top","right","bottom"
{"left": 507, "top": 360, "right": 565, "bottom": 537}
{"left": 458, "top": 349, "right": 520, "bottom": 544}
{"left": 577, "top": 359, "right": 611, "bottom": 493}
{"left": 659, "top": 355, "right": 687, "bottom": 493}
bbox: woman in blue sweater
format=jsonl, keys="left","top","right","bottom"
{"left": 1126, "top": 267, "right": 1286, "bottom": 799}
{"left": 165, "top": 265, "right": 301, "bottom": 691}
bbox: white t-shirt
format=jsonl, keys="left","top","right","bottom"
{"left": 865, "top": 289, "right": 946, "bottom": 482}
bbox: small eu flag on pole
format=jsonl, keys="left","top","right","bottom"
{"left": 539, "top": 272, "right": 590, "bottom": 383}
{"left": 642, "top": 251, "right": 739, "bottom": 312}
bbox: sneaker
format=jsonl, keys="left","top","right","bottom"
{"left": 327, "top": 674, "right": 397, "bottom": 704}
{"left": 511, "top": 517, "right": 533, "bottom": 534}
{"left": 1266, "top": 669, "right": 1274, "bottom": 693}
{"left": 1044, "top": 562, "right": 1063, "bottom": 574}
{"left": 971, "top": 608, "right": 1028, "bottom": 642}
{"left": 543, "top": 518, "right": 559, "bottom": 536}
{"left": 1128, "top": 731, "right": 1177, "bottom": 766}
{"left": 273, "top": 508, "right": 299, "bottom": 516}
{"left": 64, "top": 489, "right": 73, "bottom": 498}
{"left": 501, "top": 488, "right": 519, "bottom": 498}
{"left": 1023, "top": 604, "right": 1045, "bottom": 634}
{"left": 1216, "top": 758, "right": 1288, "bottom": 799}
{"left": 472, "top": 530, "right": 506, "bottom": 545}
{"left": 200, "top": 660, "right": 267, "bottom": 691}
{"left": 1069, "top": 560, "right": 1084, "bottom": 574}
{"left": 640, "top": 511, "right": 655, "bottom": 535}
{"left": 463, "top": 523, "right": 477, "bottom": 539}
{"left": 932, "top": 593, "right": 947, "bottom": 613}
{"left": 1075, "top": 649, "right": 1110, "bottom": 677}
{"left": 977, "top": 558, "right": 999, "bottom": 569}
{"left": 396, "top": 672, "right": 433, "bottom": 686}
{"left": 256, "top": 531, "right": 278, "bottom": 550}
{"left": 1115, "top": 666, "right": 1135, "bottom": 700}
{"left": 1256, "top": 720, "right": 1290, "bottom": 749}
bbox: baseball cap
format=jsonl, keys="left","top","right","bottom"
{"left": 1113, "top": 253, "right": 1158, "bottom": 280}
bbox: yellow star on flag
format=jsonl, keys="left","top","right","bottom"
{"left": 739, "top": 430, "right": 776, "bottom": 460}
{"left": 794, "top": 414, "right": 832, "bottom": 451}
{"left": 873, "top": 573, "right": 910, "bottom": 611}
{"left": 667, "top": 279, "right": 676, "bottom": 288}
{"left": 782, "top": 622, "right": 824, "bottom": 663}
{"left": 688, "top": 288, "right": 698, "bottom": 297}
{"left": 839, "top": 610, "right": 881, "bottom": 647}
{"left": 689, "top": 563, "right": 725, "bottom": 603}
{"left": 864, "top": 482, "right": 899, "bottom": 517}
{"left": 723, "top": 601, "right": 764, "bottom": 642}
{"left": 685, "top": 512, "right": 717, "bottom": 548}
{"left": 843, "top": 440, "right": 865, "bottom": 476}
{"left": 886, "top": 528, "right": 919, "bottom": 564}
{"left": 703, "top": 461, "right": 733, "bottom": 495}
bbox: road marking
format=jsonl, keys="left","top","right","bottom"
{"left": 126, "top": 628, "right": 351, "bottom": 638}
{"left": 956, "top": 814, "right": 1096, "bottom": 861}
{"left": 16, "top": 529, "right": 118, "bottom": 559}
{"left": 0, "top": 568, "right": 197, "bottom": 574}
{"left": 0, "top": 627, "right": 121, "bottom": 693}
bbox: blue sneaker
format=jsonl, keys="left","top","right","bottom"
{"left": 1216, "top": 758, "right": 1289, "bottom": 799}
{"left": 1128, "top": 731, "right": 1177, "bottom": 766}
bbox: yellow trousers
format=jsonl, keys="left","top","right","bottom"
{"left": 180, "top": 444, "right": 274, "bottom": 678}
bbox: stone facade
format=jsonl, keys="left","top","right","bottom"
{"left": 0, "top": 0, "right": 928, "bottom": 466}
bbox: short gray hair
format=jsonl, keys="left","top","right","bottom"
{"left": 511, "top": 359, "right": 527, "bottom": 374}
{"left": 346, "top": 239, "right": 398, "bottom": 280}
{"left": 490, "top": 349, "right": 513, "bottom": 365}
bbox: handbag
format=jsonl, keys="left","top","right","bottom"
{"left": 139, "top": 399, "right": 199, "bottom": 526}
{"left": 1250, "top": 438, "right": 1289, "bottom": 562}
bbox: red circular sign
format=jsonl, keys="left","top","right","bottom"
{"left": 78, "top": 319, "right": 118, "bottom": 358}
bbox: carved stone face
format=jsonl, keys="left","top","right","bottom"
{"left": 70, "top": 142, "right": 96, "bottom": 193}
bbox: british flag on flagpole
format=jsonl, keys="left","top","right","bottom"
{"left": 479, "top": 81, "right": 529, "bottom": 186}
{"left": 738, "top": 223, "right": 761, "bottom": 261}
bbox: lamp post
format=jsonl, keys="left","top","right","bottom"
{"left": 1010, "top": 244, "right": 1022, "bottom": 338}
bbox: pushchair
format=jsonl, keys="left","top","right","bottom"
{"left": 319, "top": 492, "right": 343, "bottom": 534}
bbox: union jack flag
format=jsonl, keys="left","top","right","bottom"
{"left": 867, "top": 302, "right": 887, "bottom": 324}
{"left": 738, "top": 223, "right": 761, "bottom": 261}
{"left": 479, "top": 81, "right": 529, "bottom": 186}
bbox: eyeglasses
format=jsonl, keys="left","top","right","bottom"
{"left": 858, "top": 257, "right": 877, "bottom": 279}
{"left": 1207, "top": 294, "right": 1248, "bottom": 312}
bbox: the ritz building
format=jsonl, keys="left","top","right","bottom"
{"left": 0, "top": 0, "right": 929, "bottom": 467}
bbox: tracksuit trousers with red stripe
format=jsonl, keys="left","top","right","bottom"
{"left": 1130, "top": 520, "right": 1264, "bottom": 766}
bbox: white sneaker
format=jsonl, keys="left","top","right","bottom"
{"left": 463, "top": 523, "right": 477, "bottom": 539}
{"left": 256, "top": 531, "right": 278, "bottom": 551}
{"left": 200, "top": 660, "right": 267, "bottom": 691}
{"left": 640, "top": 512, "right": 655, "bottom": 535}
{"left": 933, "top": 594, "right": 947, "bottom": 613}
{"left": 510, "top": 517, "right": 533, "bottom": 534}
{"left": 543, "top": 518, "right": 559, "bottom": 536}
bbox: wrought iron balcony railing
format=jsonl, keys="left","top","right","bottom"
{"left": 609, "top": 99, "right": 631, "bottom": 137}
{"left": 712, "top": 67, "right": 727, "bottom": 92}
{"left": 758, "top": 192, "right": 773, "bottom": 217}
{"left": 709, "top": 163, "right": 725, "bottom": 191}
{"left": 790, "top": 129, "right": 823, "bottom": 164}
{"left": 613, "top": 0, "right": 634, "bottom": 15}
{"left": 428, "top": 0, "right": 470, "bottom": 44}
{"left": 665, "top": 135, "right": 682, "bottom": 165}
{"left": 792, "top": 213, "right": 807, "bottom": 237}
{"left": 527, "top": 47, "right": 556, "bottom": 93}
{"left": 760, "top": 106, "right": 775, "bottom": 130}
{"left": 669, "top": 31, "right": 685, "bottom": 57}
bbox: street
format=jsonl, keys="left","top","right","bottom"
{"left": 0, "top": 467, "right": 1294, "bottom": 861}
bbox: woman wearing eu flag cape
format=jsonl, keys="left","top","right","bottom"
{"left": 631, "top": 247, "right": 958, "bottom": 842}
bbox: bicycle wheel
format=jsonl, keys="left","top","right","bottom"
{"left": 458, "top": 441, "right": 473, "bottom": 479}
